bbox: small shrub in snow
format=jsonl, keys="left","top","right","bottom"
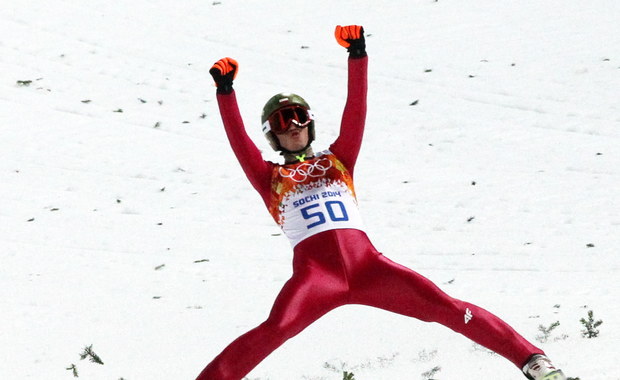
{"left": 535, "top": 321, "right": 560, "bottom": 343}
{"left": 79, "top": 344, "right": 104, "bottom": 365}
{"left": 66, "top": 345, "right": 104, "bottom": 378}
{"left": 580, "top": 310, "right": 603, "bottom": 338}
{"left": 421, "top": 365, "right": 441, "bottom": 379}
{"left": 65, "top": 363, "right": 78, "bottom": 377}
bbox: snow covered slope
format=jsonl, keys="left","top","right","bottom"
{"left": 1, "top": 0, "right": 619, "bottom": 379}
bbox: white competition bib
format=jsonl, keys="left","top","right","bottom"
{"left": 267, "top": 151, "right": 365, "bottom": 247}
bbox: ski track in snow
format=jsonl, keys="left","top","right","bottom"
{"left": 1, "top": 1, "right": 619, "bottom": 379}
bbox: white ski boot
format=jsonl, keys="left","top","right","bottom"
{"left": 522, "top": 354, "right": 566, "bottom": 380}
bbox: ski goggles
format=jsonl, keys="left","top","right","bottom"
{"left": 262, "top": 106, "right": 314, "bottom": 135}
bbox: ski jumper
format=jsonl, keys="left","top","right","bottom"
{"left": 197, "top": 56, "right": 543, "bottom": 380}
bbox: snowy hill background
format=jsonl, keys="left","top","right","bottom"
{"left": 1, "top": 0, "right": 619, "bottom": 379}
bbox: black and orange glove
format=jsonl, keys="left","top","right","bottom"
{"left": 209, "top": 57, "right": 238, "bottom": 94}
{"left": 334, "top": 25, "right": 366, "bottom": 58}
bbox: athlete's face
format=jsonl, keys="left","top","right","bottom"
{"left": 277, "top": 124, "right": 309, "bottom": 152}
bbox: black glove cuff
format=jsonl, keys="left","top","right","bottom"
{"left": 215, "top": 79, "right": 233, "bottom": 94}
{"left": 347, "top": 39, "right": 367, "bottom": 58}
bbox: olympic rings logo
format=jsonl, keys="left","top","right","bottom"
{"left": 278, "top": 157, "right": 333, "bottom": 183}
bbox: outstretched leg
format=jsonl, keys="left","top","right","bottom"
{"left": 349, "top": 252, "right": 543, "bottom": 367}
{"left": 196, "top": 251, "right": 348, "bottom": 380}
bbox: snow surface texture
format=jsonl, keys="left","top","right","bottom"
{"left": 1, "top": 0, "right": 619, "bottom": 379}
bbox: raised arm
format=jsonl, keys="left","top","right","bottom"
{"left": 329, "top": 25, "right": 368, "bottom": 174}
{"left": 209, "top": 58, "right": 273, "bottom": 200}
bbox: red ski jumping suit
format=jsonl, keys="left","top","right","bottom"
{"left": 197, "top": 55, "right": 543, "bottom": 380}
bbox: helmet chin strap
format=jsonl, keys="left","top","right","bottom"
{"left": 281, "top": 145, "right": 314, "bottom": 164}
